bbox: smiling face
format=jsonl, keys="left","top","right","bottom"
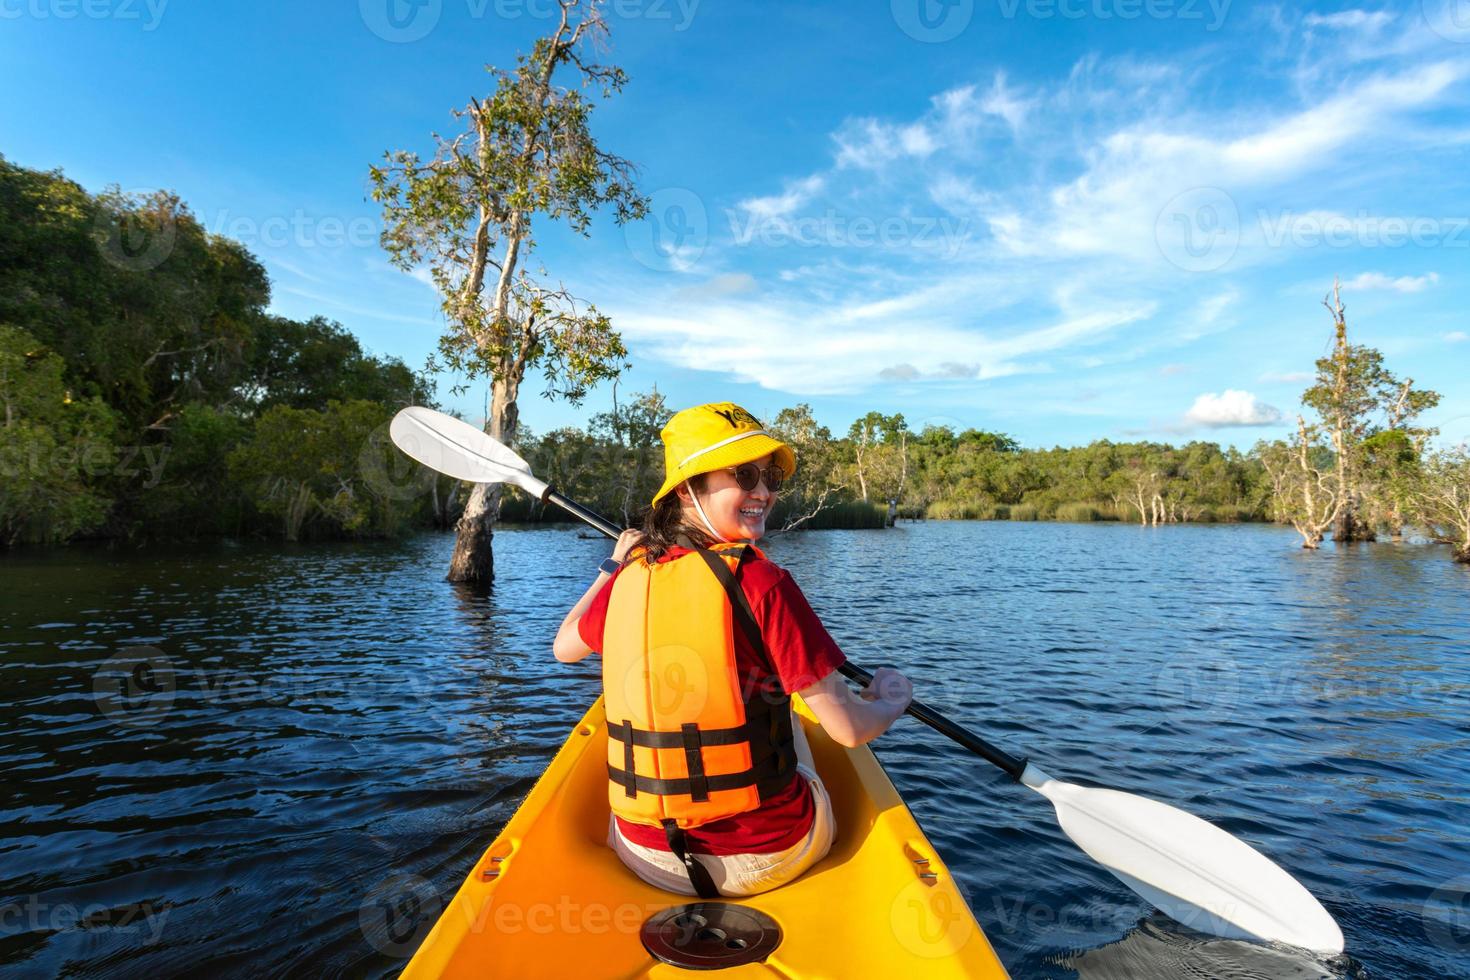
{"left": 677, "top": 453, "right": 776, "bottom": 542}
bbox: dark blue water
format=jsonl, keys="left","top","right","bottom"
{"left": 2, "top": 522, "right": 1467, "bottom": 978}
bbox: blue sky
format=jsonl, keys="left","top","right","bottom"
{"left": 3, "top": 0, "right": 1468, "bottom": 448}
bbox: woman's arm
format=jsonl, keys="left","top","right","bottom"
{"left": 796, "top": 666, "right": 913, "bottom": 749}
{"left": 552, "top": 529, "right": 642, "bottom": 664}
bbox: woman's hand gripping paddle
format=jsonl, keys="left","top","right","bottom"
{"left": 389, "top": 405, "right": 1345, "bottom": 955}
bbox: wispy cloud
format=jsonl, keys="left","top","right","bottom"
{"left": 735, "top": 175, "right": 826, "bottom": 222}
{"left": 592, "top": 12, "right": 1469, "bottom": 441}
{"left": 281, "top": 286, "right": 439, "bottom": 328}
{"left": 1260, "top": 370, "right": 1313, "bottom": 384}
{"left": 1303, "top": 10, "right": 1394, "bottom": 33}
{"left": 1341, "top": 271, "right": 1441, "bottom": 293}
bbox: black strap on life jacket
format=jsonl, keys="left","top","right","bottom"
{"left": 606, "top": 541, "right": 798, "bottom": 806}
{"left": 661, "top": 818, "right": 720, "bottom": 899}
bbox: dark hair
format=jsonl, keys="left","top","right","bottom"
{"left": 636, "top": 473, "right": 713, "bottom": 562}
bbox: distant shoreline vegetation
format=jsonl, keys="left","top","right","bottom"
{"left": 3, "top": 157, "right": 1466, "bottom": 563}
{"left": 497, "top": 406, "right": 1273, "bottom": 532}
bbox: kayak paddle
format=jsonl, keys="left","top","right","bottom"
{"left": 388, "top": 405, "right": 1345, "bottom": 955}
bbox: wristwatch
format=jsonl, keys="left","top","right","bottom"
{"left": 598, "top": 557, "right": 623, "bottom": 576}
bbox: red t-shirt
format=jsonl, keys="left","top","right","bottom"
{"left": 578, "top": 546, "right": 846, "bottom": 855}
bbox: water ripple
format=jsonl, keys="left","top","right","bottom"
{"left": 2, "top": 523, "right": 1468, "bottom": 977}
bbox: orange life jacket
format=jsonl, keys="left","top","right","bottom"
{"left": 602, "top": 542, "right": 798, "bottom": 835}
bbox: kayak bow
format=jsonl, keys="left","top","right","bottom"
{"left": 401, "top": 696, "right": 1009, "bottom": 978}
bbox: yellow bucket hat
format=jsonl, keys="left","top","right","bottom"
{"left": 651, "top": 403, "right": 797, "bottom": 506}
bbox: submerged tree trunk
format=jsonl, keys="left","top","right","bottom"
{"left": 447, "top": 372, "right": 523, "bottom": 583}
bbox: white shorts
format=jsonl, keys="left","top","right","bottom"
{"left": 606, "top": 715, "right": 837, "bottom": 898}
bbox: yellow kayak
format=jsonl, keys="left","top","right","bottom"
{"left": 402, "top": 695, "right": 1009, "bottom": 978}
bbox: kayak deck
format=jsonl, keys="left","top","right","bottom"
{"left": 402, "top": 696, "right": 1008, "bottom": 978}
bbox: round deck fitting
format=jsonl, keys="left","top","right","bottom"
{"left": 640, "top": 902, "right": 782, "bottom": 970}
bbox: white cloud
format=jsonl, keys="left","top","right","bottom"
{"left": 1446, "top": 331, "right": 1469, "bottom": 343}
{"left": 1341, "top": 271, "right": 1440, "bottom": 293}
{"left": 831, "top": 76, "right": 1029, "bottom": 172}
{"left": 609, "top": 285, "right": 1151, "bottom": 395}
{"left": 833, "top": 118, "right": 936, "bottom": 170}
{"left": 1185, "top": 390, "right": 1284, "bottom": 427}
{"left": 992, "top": 60, "right": 1466, "bottom": 264}
{"left": 979, "top": 73, "right": 1035, "bottom": 132}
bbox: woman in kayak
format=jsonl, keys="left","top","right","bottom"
{"left": 552, "top": 402, "right": 915, "bottom": 899}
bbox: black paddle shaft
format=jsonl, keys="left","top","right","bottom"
{"left": 547, "top": 486, "right": 1030, "bottom": 782}
{"left": 835, "top": 662, "right": 1027, "bottom": 780}
{"left": 544, "top": 489, "right": 623, "bottom": 539}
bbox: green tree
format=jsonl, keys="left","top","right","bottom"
{"left": 0, "top": 325, "right": 120, "bottom": 545}
{"left": 242, "top": 315, "right": 432, "bottom": 412}
{"left": 770, "top": 404, "right": 842, "bottom": 530}
{"left": 370, "top": 0, "right": 647, "bottom": 583}
{"left": 1402, "top": 446, "right": 1470, "bottom": 563}
{"left": 846, "top": 411, "right": 908, "bottom": 502}
{"left": 1301, "top": 279, "right": 1440, "bottom": 542}
{"left": 587, "top": 387, "right": 672, "bottom": 525}
{"left": 228, "top": 400, "right": 413, "bottom": 541}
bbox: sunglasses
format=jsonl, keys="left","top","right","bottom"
{"left": 726, "top": 462, "right": 785, "bottom": 494}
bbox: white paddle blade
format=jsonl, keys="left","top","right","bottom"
{"left": 1020, "top": 764, "right": 1344, "bottom": 954}
{"left": 389, "top": 406, "right": 549, "bottom": 498}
